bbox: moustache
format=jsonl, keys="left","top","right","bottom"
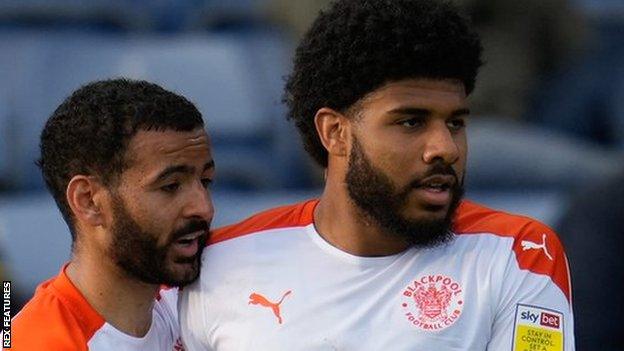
{"left": 408, "top": 162, "right": 459, "bottom": 189}
{"left": 170, "top": 220, "right": 209, "bottom": 242}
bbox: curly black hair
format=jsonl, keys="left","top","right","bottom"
{"left": 284, "top": 0, "right": 483, "bottom": 167}
{"left": 38, "top": 78, "right": 204, "bottom": 241}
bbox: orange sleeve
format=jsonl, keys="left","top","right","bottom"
{"left": 455, "top": 200, "right": 571, "bottom": 302}
{"left": 510, "top": 219, "right": 571, "bottom": 302}
{"left": 9, "top": 276, "right": 104, "bottom": 351}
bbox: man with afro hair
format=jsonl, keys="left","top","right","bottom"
{"left": 179, "top": 0, "right": 575, "bottom": 349}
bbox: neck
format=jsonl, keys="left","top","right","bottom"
{"left": 314, "top": 170, "right": 411, "bottom": 257}
{"left": 66, "top": 249, "right": 158, "bottom": 337}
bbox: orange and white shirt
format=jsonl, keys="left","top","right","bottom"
{"left": 9, "top": 265, "right": 184, "bottom": 351}
{"left": 180, "top": 199, "right": 574, "bottom": 351}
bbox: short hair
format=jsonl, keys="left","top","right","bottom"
{"left": 38, "top": 78, "right": 204, "bottom": 240}
{"left": 284, "top": 0, "right": 483, "bottom": 167}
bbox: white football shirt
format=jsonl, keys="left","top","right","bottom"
{"left": 180, "top": 199, "right": 574, "bottom": 351}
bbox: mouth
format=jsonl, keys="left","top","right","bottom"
{"left": 417, "top": 174, "right": 456, "bottom": 191}
{"left": 174, "top": 230, "right": 205, "bottom": 245}
{"left": 413, "top": 174, "right": 456, "bottom": 207}
{"left": 171, "top": 230, "right": 206, "bottom": 257}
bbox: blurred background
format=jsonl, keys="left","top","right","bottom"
{"left": 0, "top": 0, "right": 622, "bottom": 349}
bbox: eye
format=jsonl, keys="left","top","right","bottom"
{"left": 201, "top": 178, "right": 213, "bottom": 189}
{"left": 399, "top": 117, "right": 425, "bottom": 129}
{"left": 160, "top": 183, "right": 180, "bottom": 193}
{"left": 447, "top": 118, "right": 466, "bottom": 132}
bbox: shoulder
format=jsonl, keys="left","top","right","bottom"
{"left": 11, "top": 275, "right": 103, "bottom": 350}
{"left": 454, "top": 200, "right": 555, "bottom": 239}
{"left": 208, "top": 199, "right": 318, "bottom": 246}
{"left": 454, "top": 200, "right": 571, "bottom": 302}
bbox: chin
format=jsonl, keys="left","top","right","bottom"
{"left": 402, "top": 204, "right": 450, "bottom": 221}
{"left": 163, "top": 260, "right": 201, "bottom": 287}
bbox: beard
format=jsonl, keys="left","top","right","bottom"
{"left": 345, "top": 136, "right": 464, "bottom": 249}
{"left": 108, "top": 195, "right": 208, "bottom": 287}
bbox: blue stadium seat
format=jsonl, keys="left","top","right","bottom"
{"left": 2, "top": 28, "right": 307, "bottom": 191}
{"left": 0, "top": 49, "right": 12, "bottom": 187}
{"left": 527, "top": 12, "right": 624, "bottom": 148}
{"left": 466, "top": 118, "right": 623, "bottom": 191}
{"left": 0, "top": 193, "right": 71, "bottom": 298}
{"left": 0, "top": 99, "right": 10, "bottom": 188}
{"left": 0, "top": 0, "right": 269, "bottom": 32}
{"left": 114, "top": 32, "right": 301, "bottom": 189}
{"left": 1, "top": 29, "right": 129, "bottom": 189}
{"left": 572, "top": 0, "right": 624, "bottom": 18}
{"left": 0, "top": 29, "right": 53, "bottom": 188}
{"left": 0, "top": 0, "right": 150, "bottom": 31}
{"left": 186, "top": 0, "right": 270, "bottom": 30}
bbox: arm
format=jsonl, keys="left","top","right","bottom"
{"left": 487, "top": 223, "right": 574, "bottom": 351}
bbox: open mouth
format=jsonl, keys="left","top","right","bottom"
{"left": 175, "top": 231, "right": 204, "bottom": 245}
{"left": 171, "top": 230, "right": 206, "bottom": 258}
{"left": 421, "top": 182, "right": 451, "bottom": 192}
{"left": 418, "top": 174, "right": 455, "bottom": 191}
{"left": 413, "top": 174, "right": 456, "bottom": 207}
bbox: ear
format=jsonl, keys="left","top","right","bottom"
{"left": 314, "top": 107, "right": 350, "bottom": 159}
{"left": 66, "top": 175, "right": 109, "bottom": 229}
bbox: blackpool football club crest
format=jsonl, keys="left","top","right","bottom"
{"left": 400, "top": 274, "right": 464, "bottom": 331}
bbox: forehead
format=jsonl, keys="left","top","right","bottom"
{"left": 357, "top": 78, "right": 467, "bottom": 114}
{"left": 125, "top": 128, "right": 212, "bottom": 169}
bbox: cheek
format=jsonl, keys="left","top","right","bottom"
{"left": 369, "top": 144, "right": 415, "bottom": 184}
{"left": 455, "top": 136, "right": 468, "bottom": 169}
{"left": 131, "top": 203, "right": 176, "bottom": 241}
{"left": 146, "top": 208, "right": 175, "bottom": 234}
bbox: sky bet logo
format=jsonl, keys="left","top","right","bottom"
{"left": 514, "top": 304, "right": 564, "bottom": 351}
{"left": 520, "top": 309, "right": 560, "bottom": 329}
{"left": 539, "top": 312, "right": 561, "bottom": 329}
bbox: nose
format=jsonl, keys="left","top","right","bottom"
{"left": 422, "top": 122, "right": 460, "bottom": 165}
{"left": 183, "top": 183, "right": 214, "bottom": 223}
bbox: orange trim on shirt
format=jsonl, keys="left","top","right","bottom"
{"left": 208, "top": 198, "right": 570, "bottom": 303}
{"left": 208, "top": 199, "right": 318, "bottom": 245}
{"left": 454, "top": 200, "right": 571, "bottom": 302}
{"left": 10, "top": 264, "right": 105, "bottom": 350}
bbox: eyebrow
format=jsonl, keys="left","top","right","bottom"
{"left": 388, "top": 107, "right": 471, "bottom": 118}
{"left": 153, "top": 160, "right": 215, "bottom": 183}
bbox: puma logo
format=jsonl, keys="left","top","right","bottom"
{"left": 521, "top": 233, "right": 553, "bottom": 261}
{"left": 249, "top": 290, "right": 292, "bottom": 324}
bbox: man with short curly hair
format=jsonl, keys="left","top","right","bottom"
{"left": 180, "top": 0, "right": 575, "bottom": 349}
{"left": 11, "top": 78, "right": 215, "bottom": 350}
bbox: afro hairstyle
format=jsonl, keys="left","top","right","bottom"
{"left": 284, "top": 0, "right": 483, "bottom": 167}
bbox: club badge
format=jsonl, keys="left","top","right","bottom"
{"left": 401, "top": 274, "right": 464, "bottom": 331}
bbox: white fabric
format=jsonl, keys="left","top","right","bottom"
{"left": 88, "top": 288, "right": 182, "bottom": 350}
{"left": 180, "top": 224, "right": 574, "bottom": 351}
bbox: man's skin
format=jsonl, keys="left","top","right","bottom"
{"left": 65, "top": 128, "right": 214, "bottom": 336}
{"left": 313, "top": 78, "right": 469, "bottom": 256}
